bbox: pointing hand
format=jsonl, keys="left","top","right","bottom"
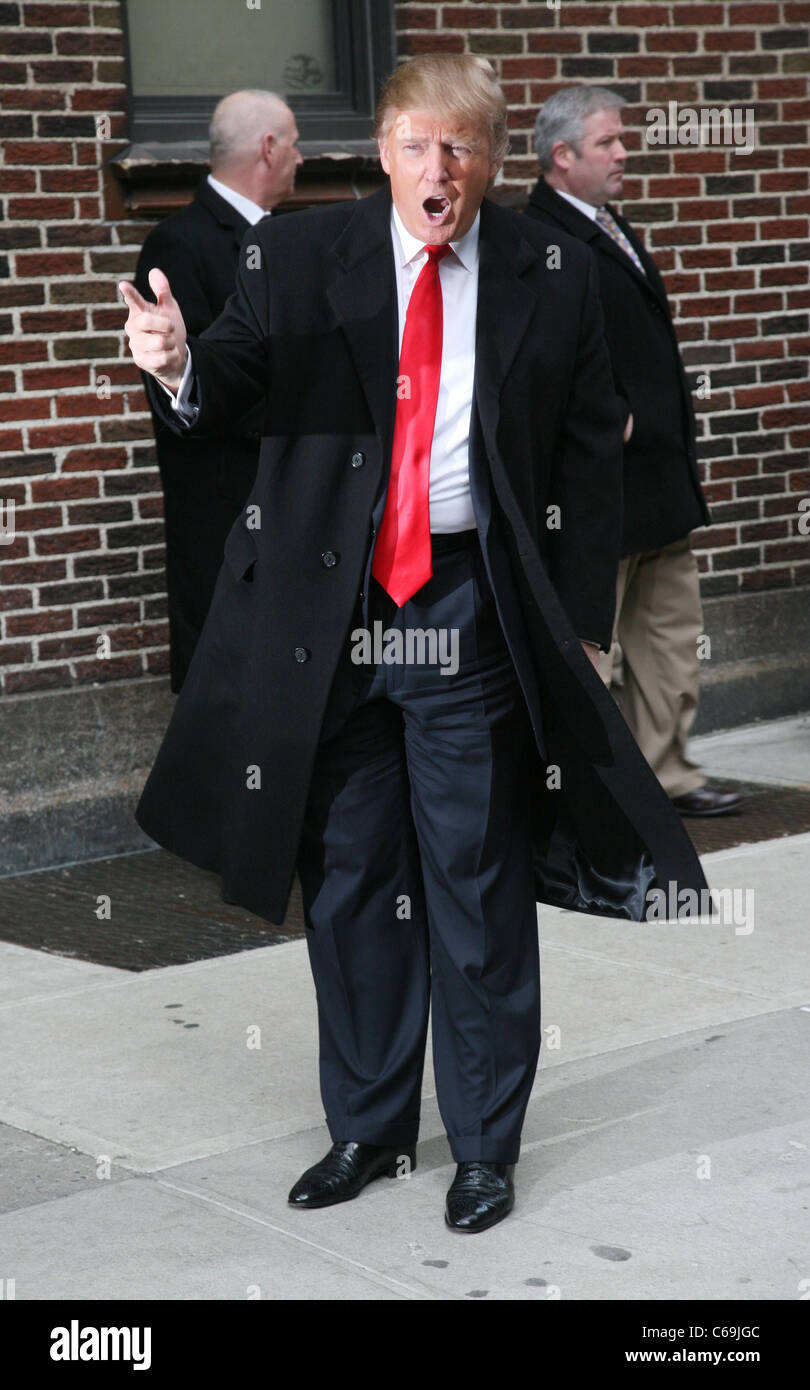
{"left": 119, "top": 268, "right": 188, "bottom": 394}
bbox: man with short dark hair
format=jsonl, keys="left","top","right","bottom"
{"left": 526, "top": 86, "right": 742, "bottom": 817}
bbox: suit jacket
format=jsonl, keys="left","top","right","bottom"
{"left": 135, "top": 177, "right": 262, "bottom": 690}
{"left": 525, "top": 179, "right": 711, "bottom": 555}
{"left": 135, "top": 183, "right": 707, "bottom": 925}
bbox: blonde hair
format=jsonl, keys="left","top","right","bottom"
{"left": 374, "top": 54, "right": 509, "bottom": 165}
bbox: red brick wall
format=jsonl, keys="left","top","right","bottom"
{"left": 1, "top": 0, "right": 808, "bottom": 694}
{"left": 0, "top": 1, "right": 163, "bottom": 694}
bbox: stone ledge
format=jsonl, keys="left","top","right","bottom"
{"left": 1, "top": 677, "right": 172, "bottom": 876}
{"left": 693, "top": 586, "right": 810, "bottom": 734}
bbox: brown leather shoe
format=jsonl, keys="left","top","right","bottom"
{"left": 672, "top": 785, "right": 743, "bottom": 817}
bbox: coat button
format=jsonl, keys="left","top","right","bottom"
{"left": 321, "top": 550, "right": 338, "bottom": 568}
{"left": 350, "top": 451, "right": 365, "bottom": 468}
{"left": 294, "top": 646, "right": 310, "bottom": 663}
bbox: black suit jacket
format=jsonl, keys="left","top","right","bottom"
{"left": 135, "top": 178, "right": 262, "bottom": 690}
{"left": 135, "top": 184, "right": 707, "bottom": 926}
{"left": 525, "top": 179, "right": 711, "bottom": 555}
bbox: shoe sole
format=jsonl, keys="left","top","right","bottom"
{"left": 288, "top": 1152, "right": 416, "bottom": 1209}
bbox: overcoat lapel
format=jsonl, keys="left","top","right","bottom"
{"left": 474, "top": 199, "right": 538, "bottom": 435}
{"left": 471, "top": 204, "right": 539, "bottom": 549}
{"left": 604, "top": 203, "right": 669, "bottom": 310}
{"left": 195, "top": 177, "right": 252, "bottom": 254}
{"left": 593, "top": 208, "right": 665, "bottom": 305}
{"left": 326, "top": 186, "right": 399, "bottom": 468}
{"left": 527, "top": 181, "right": 667, "bottom": 309}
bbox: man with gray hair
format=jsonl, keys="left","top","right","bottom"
{"left": 135, "top": 90, "right": 302, "bottom": 690}
{"left": 526, "top": 86, "right": 742, "bottom": 818}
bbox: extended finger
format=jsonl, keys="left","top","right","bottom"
{"left": 119, "top": 280, "right": 149, "bottom": 312}
{"left": 148, "top": 266, "right": 175, "bottom": 306}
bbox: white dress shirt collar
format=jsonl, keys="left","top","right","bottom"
{"left": 206, "top": 173, "right": 269, "bottom": 227}
{"left": 391, "top": 202, "right": 480, "bottom": 272}
{"left": 555, "top": 188, "right": 600, "bottom": 223}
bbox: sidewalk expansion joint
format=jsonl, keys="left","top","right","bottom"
{"left": 154, "top": 1176, "right": 446, "bottom": 1300}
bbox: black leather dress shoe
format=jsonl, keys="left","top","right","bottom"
{"left": 445, "top": 1161, "right": 515, "bottom": 1232}
{"left": 671, "top": 785, "right": 743, "bottom": 817}
{"left": 288, "top": 1141, "right": 416, "bottom": 1209}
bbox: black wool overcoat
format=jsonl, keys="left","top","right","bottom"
{"left": 525, "top": 179, "right": 711, "bottom": 556}
{"left": 135, "top": 183, "right": 708, "bottom": 924}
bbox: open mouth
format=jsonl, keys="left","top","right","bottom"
{"left": 423, "top": 195, "right": 452, "bottom": 223}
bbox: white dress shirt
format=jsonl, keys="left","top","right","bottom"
{"left": 390, "top": 204, "right": 479, "bottom": 533}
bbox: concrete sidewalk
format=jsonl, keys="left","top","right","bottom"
{"left": 1, "top": 716, "right": 809, "bottom": 1301}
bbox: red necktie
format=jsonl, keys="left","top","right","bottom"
{"left": 372, "top": 243, "right": 450, "bottom": 607}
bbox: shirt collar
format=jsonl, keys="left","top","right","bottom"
{"left": 391, "top": 202, "right": 480, "bottom": 272}
{"left": 207, "top": 173, "right": 269, "bottom": 226}
{"left": 555, "top": 188, "right": 600, "bottom": 223}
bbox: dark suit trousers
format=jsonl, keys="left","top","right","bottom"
{"left": 296, "top": 531, "right": 541, "bottom": 1164}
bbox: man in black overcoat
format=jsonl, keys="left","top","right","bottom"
{"left": 525, "top": 86, "right": 742, "bottom": 817}
{"left": 135, "top": 90, "right": 302, "bottom": 690}
{"left": 120, "top": 56, "right": 708, "bottom": 1233}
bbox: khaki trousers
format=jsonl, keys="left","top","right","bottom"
{"left": 597, "top": 536, "right": 705, "bottom": 799}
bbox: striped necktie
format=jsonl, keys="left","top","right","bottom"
{"left": 596, "top": 207, "right": 646, "bottom": 276}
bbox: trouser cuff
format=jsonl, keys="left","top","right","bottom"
{"left": 327, "top": 1116, "right": 419, "bottom": 1149}
{"left": 449, "top": 1137, "right": 521, "bottom": 1164}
